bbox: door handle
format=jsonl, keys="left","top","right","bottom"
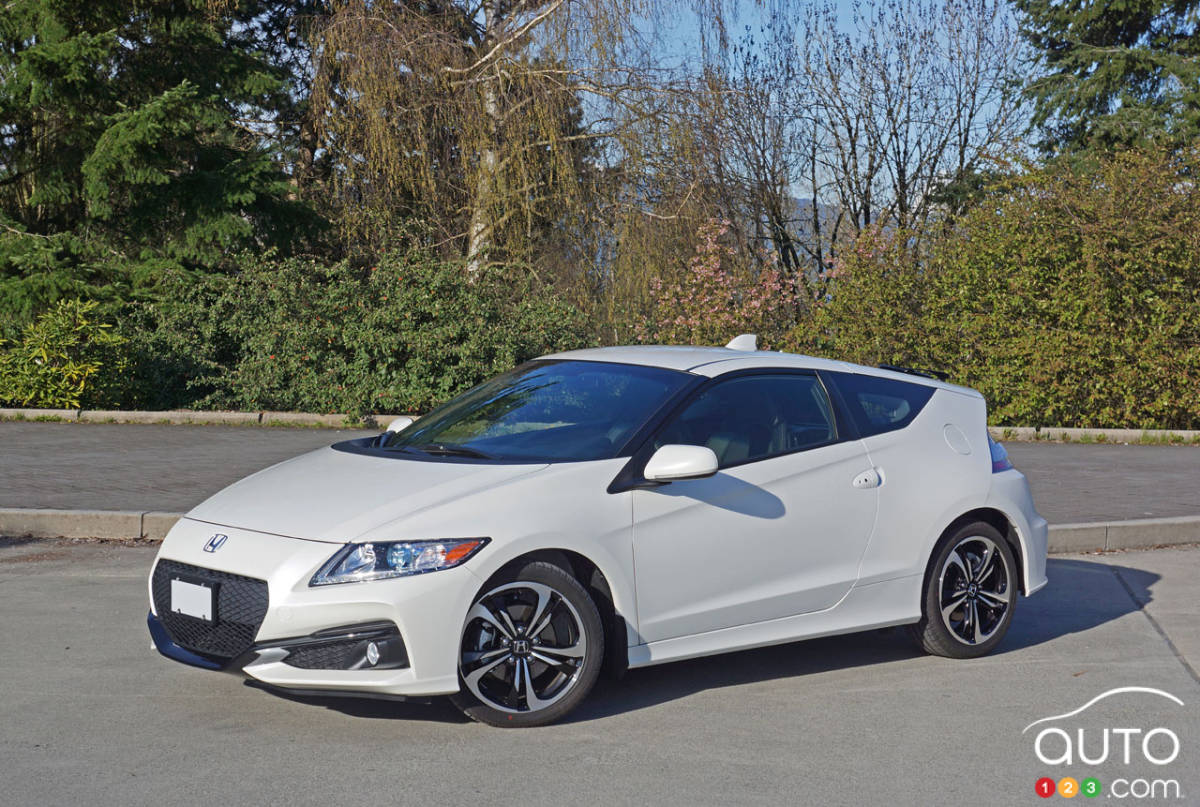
{"left": 852, "top": 468, "right": 882, "bottom": 489}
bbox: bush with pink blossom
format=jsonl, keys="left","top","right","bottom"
{"left": 637, "top": 219, "right": 800, "bottom": 347}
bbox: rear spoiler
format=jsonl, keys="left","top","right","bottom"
{"left": 878, "top": 364, "right": 950, "bottom": 382}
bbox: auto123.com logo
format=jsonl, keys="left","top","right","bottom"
{"left": 1025, "top": 687, "right": 1185, "bottom": 800}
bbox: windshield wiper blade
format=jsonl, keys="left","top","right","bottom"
{"left": 413, "top": 443, "right": 493, "bottom": 459}
{"left": 378, "top": 443, "right": 419, "bottom": 453}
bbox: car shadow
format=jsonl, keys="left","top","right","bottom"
{"left": 248, "top": 684, "right": 472, "bottom": 723}
{"left": 651, "top": 474, "right": 787, "bottom": 519}
{"left": 265, "top": 556, "right": 1157, "bottom": 725}
{"left": 1000, "top": 557, "right": 1159, "bottom": 651}
{"left": 0, "top": 535, "right": 49, "bottom": 549}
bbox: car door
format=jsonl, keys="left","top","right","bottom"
{"left": 631, "top": 372, "right": 879, "bottom": 643}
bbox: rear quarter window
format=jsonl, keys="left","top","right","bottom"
{"left": 829, "top": 372, "right": 936, "bottom": 437}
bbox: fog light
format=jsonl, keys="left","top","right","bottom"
{"left": 366, "top": 641, "right": 380, "bottom": 666}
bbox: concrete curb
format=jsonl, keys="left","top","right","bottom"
{"left": 1047, "top": 515, "right": 1200, "bottom": 553}
{"left": 3, "top": 407, "right": 1198, "bottom": 442}
{"left": 0, "top": 508, "right": 184, "bottom": 541}
{"left": 2, "top": 507, "right": 1198, "bottom": 554}
{"left": 987, "top": 426, "right": 1200, "bottom": 445}
{"left": 0, "top": 408, "right": 407, "bottom": 429}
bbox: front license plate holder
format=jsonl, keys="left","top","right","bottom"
{"left": 170, "top": 577, "right": 217, "bottom": 622}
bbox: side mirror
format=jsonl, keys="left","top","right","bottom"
{"left": 643, "top": 444, "right": 719, "bottom": 482}
{"left": 385, "top": 416, "right": 414, "bottom": 434}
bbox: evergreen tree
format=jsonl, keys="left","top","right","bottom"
{"left": 0, "top": 0, "right": 322, "bottom": 332}
{"left": 1014, "top": 0, "right": 1200, "bottom": 152}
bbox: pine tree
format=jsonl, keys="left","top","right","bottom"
{"left": 1014, "top": 0, "right": 1200, "bottom": 152}
{"left": 0, "top": 0, "right": 321, "bottom": 331}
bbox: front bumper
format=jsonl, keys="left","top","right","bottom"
{"left": 148, "top": 612, "right": 408, "bottom": 673}
{"left": 147, "top": 518, "right": 477, "bottom": 697}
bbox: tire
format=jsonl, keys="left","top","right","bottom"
{"left": 450, "top": 560, "right": 604, "bottom": 727}
{"left": 910, "top": 521, "right": 1017, "bottom": 659}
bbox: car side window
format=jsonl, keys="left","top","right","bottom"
{"left": 654, "top": 374, "right": 838, "bottom": 468}
{"left": 828, "top": 372, "right": 935, "bottom": 437}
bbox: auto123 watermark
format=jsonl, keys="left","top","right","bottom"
{"left": 1024, "top": 687, "right": 1186, "bottom": 800}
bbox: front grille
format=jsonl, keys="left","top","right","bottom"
{"left": 152, "top": 560, "right": 269, "bottom": 662}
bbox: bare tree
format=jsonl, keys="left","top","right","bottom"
{"left": 798, "top": 0, "right": 1027, "bottom": 250}
{"left": 639, "top": 0, "right": 1024, "bottom": 285}
{"left": 309, "top": 0, "right": 734, "bottom": 275}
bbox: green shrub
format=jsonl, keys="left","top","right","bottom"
{"left": 0, "top": 299, "right": 126, "bottom": 408}
{"left": 113, "top": 251, "right": 593, "bottom": 414}
{"left": 788, "top": 148, "right": 1200, "bottom": 429}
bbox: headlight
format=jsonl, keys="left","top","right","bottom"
{"left": 310, "top": 538, "right": 489, "bottom": 586}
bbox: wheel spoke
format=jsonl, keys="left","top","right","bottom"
{"left": 527, "top": 585, "right": 558, "bottom": 638}
{"left": 510, "top": 657, "right": 522, "bottom": 697}
{"left": 945, "top": 549, "right": 971, "bottom": 584}
{"left": 977, "top": 587, "right": 1010, "bottom": 608}
{"left": 497, "top": 607, "right": 519, "bottom": 638}
{"left": 532, "top": 638, "right": 585, "bottom": 660}
{"left": 466, "top": 601, "right": 515, "bottom": 640}
{"left": 461, "top": 646, "right": 508, "bottom": 666}
{"left": 975, "top": 544, "right": 996, "bottom": 583}
{"left": 940, "top": 592, "right": 968, "bottom": 623}
{"left": 520, "top": 657, "right": 551, "bottom": 711}
{"left": 530, "top": 649, "right": 572, "bottom": 668}
{"left": 463, "top": 654, "right": 510, "bottom": 691}
{"left": 971, "top": 601, "right": 983, "bottom": 644}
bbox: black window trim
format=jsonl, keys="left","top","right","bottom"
{"left": 608, "top": 367, "right": 855, "bottom": 493}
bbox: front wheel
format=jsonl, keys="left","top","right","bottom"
{"left": 911, "top": 522, "right": 1017, "bottom": 659}
{"left": 450, "top": 561, "right": 604, "bottom": 727}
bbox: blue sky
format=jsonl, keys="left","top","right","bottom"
{"left": 652, "top": 0, "right": 861, "bottom": 68}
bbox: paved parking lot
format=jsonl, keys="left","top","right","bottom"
{"left": 1, "top": 539, "right": 1197, "bottom": 806}
{"left": 2, "top": 421, "right": 1199, "bottom": 523}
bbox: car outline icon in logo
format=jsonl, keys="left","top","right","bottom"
{"left": 203, "top": 534, "right": 229, "bottom": 553}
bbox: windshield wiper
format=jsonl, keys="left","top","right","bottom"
{"left": 413, "top": 443, "right": 494, "bottom": 459}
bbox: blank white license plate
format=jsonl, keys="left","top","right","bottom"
{"left": 171, "top": 578, "right": 214, "bottom": 621}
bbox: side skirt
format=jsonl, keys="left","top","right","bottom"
{"left": 626, "top": 575, "right": 922, "bottom": 669}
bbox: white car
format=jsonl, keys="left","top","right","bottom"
{"left": 147, "top": 338, "right": 1048, "bottom": 726}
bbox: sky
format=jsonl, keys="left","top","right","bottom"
{"left": 652, "top": 0, "right": 862, "bottom": 69}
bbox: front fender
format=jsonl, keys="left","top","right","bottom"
{"left": 465, "top": 526, "right": 641, "bottom": 647}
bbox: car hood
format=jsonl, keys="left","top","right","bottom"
{"left": 185, "top": 446, "right": 548, "bottom": 543}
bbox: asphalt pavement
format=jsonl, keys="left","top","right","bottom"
{"left": 0, "top": 539, "right": 1197, "bottom": 806}
{"left": 2, "top": 421, "right": 1198, "bottom": 523}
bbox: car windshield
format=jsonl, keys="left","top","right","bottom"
{"left": 382, "top": 360, "right": 693, "bottom": 462}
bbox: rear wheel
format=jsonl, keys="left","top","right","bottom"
{"left": 450, "top": 561, "right": 603, "bottom": 727}
{"left": 911, "top": 522, "right": 1017, "bottom": 659}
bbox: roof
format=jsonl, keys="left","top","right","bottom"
{"left": 538, "top": 344, "right": 979, "bottom": 395}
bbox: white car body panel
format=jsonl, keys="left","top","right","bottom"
{"left": 148, "top": 344, "right": 1048, "bottom": 701}
{"left": 854, "top": 387, "right": 991, "bottom": 588}
{"left": 632, "top": 438, "right": 877, "bottom": 642}
{"left": 187, "top": 447, "right": 547, "bottom": 542}
{"left": 987, "top": 469, "right": 1050, "bottom": 595}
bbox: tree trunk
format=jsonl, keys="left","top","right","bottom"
{"left": 466, "top": 2, "right": 499, "bottom": 277}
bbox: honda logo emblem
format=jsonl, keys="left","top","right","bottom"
{"left": 203, "top": 534, "right": 229, "bottom": 553}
